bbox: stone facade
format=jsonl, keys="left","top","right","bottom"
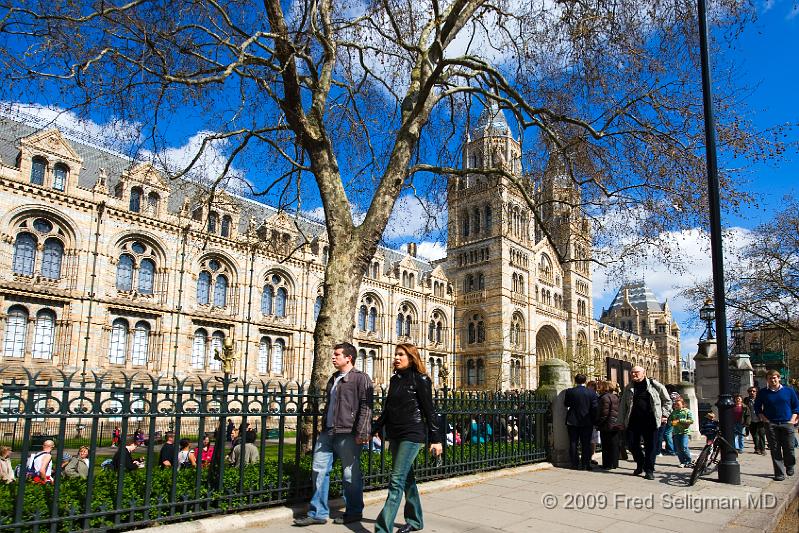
{"left": 0, "top": 107, "right": 671, "bottom": 390}
{"left": 598, "top": 282, "right": 682, "bottom": 384}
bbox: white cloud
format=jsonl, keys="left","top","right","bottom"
{"left": 592, "top": 226, "right": 753, "bottom": 359}
{"left": 149, "top": 131, "right": 250, "bottom": 194}
{"left": 383, "top": 195, "right": 447, "bottom": 240}
{"left": 1, "top": 101, "right": 142, "bottom": 153}
{"left": 415, "top": 241, "right": 448, "bottom": 261}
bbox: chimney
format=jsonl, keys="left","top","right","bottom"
{"left": 407, "top": 242, "right": 417, "bottom": 257}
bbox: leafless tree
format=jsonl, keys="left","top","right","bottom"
{"left": 0, "top": 0, "right": 785, "bottom": 397}
{"left": 683, "top": 199, "right": 799, "bottom": 339}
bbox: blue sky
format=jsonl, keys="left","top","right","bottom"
{"left": 591, "top": 1, "right": 799, "bottom": 362}
{"left": 3, "top": 1, "right": 797, "bottom": 363}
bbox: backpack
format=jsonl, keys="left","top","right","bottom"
{"left": 16, "top": 451, "right": 48, "bottom": 478}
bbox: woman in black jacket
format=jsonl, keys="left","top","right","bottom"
{"left": 595, "top": 380, "right": 621, "bottom": 470}
{"left": 373, "top": 343, "right": 442, "bottom": 533}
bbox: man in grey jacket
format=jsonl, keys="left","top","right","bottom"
{"left": 618, "top": 366, "right": 672, "bottom": 480}
{"left": 294, "top": 342, "right": 373, "bottom": 526}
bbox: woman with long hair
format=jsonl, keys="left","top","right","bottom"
{"left": 373, "top": 343, "right": 442, "bottom": 533}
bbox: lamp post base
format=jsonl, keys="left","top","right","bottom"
{"left": 717, "top": 461, "right": 741, "bottom": 485}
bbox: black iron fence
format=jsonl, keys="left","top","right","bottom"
{"left": 0, "top": 367, "right": 549, "bottom": 532}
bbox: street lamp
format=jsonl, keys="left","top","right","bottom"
{"left": 699, "top": 298, "right": 715, "bottom": 340}
{"left": 697, "top": 0, "right": 740, "bottom": 485}
{"left": 731, "top": 321, "right": 743, "bottom": 355}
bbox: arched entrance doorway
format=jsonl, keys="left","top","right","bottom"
{"left": 535, "top": 325, "right": 564, "bottom": 368}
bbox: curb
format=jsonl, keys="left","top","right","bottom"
{"left": 135, "top": 462, "right": 555, "bottom": 533}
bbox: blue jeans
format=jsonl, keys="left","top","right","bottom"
{"left": 734, "top": 423, "right": 746, "bottom": 452}
{"left": 674, "top": 434, "right": 692, "bottom": 465}
{"left": 308, "top": 432, "right": 363, "bottom": 520}
{"left": 663, "top": 424, "right": 675, "bottom": 454}
{"left": 375, "top": 440, "right": 424, "bottom": 533}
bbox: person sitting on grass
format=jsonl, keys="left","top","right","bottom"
{"left": 112, "top": 436, "right": 143, "bottom": 472}
{"left": 668, "top": 398, "right": 694, "bottom": 467}
{"left": 0, "top": 446, "right": 14, "bottom": 483}
{"left": 64, "top": 446, "right": 91, "bottom": 479}
{"left": 177, "top": 439, "right": 197, "bottom": 469}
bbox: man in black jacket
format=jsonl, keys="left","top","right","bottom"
{"left": 564, "top": 374, "right": 599, "bottom": 470}
{"left": 294, "top": 342, "right": 373, "bottom": 527}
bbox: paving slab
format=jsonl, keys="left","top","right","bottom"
{"left": 136, "top": 444, "right": 799, "bottom": 533}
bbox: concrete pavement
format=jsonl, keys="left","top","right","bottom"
{"left": 140, "top": 445, "right": 799, "bottom": 533}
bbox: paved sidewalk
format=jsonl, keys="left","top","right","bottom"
{"left": 141, "top": 447, "right": 799, "bottom": 533}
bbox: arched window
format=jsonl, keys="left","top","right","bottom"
{"left": 395, "top": 303, "right": 414, "bottom": 338}
{"left": 468, "top": 313, "right": 485, "bottom": 344}
{"left": 213, "top": 274, "right": 228, "bottom": 307}
{"left": 31, "top": 310, "right": 56, "bottom": 360}
{"left": 147, "top": 192, "right": 160, "bottom": 213}
{"left": 272, "top": 339, "right": 284, "bottom": 374}
{"left": 485, "top": 205, "right": 492, "bottom": 231}
{"left": 258, "top": 337, "right": 271, "bottom": 373}
{"left": 12, "top": 233, "right": 37, "bottom": 276}
{"left": 197, "top": 271, "right": 211, "bottom": 305}
{"left": 41, "top": 238, "right": 64, "bottom": 279}
{"left": 3, "top": 306, "right": 28, "bottom": 358}
{"left": 314, "top": 295, "right": 323, "bottom": 321}
{"left": 129, "top": 187, "right": 143, "bottom": 212}
{"left": 477, "top": 272, "right": 485, "bottom": 290}
{"left": 108, "top": 318, "right": 128, "bottom": 365}
{"left": 462, "top": 210, "right": 470, "bottom": 237}
{"left": 220, "top": 215, "right": 232, "bottom": 237}
{"left": 116, "top": 254, "right": 135, "bottom": 291}
{"left": 511, "top": 314, "right": 524, "bottom": 348}
{"left": 358, "top": 305, "right": 367, "bottom": 331}
{"left": 191, "top": 329, "right": 207, "bottom": 369}
{"left": 131, "top": 321, "right": 150, "bottom": 366}
{"left": 208, "top": 212, "right": 219, "bottom": 234}
{"left": 372, "top": 262, "right": 380, "bottom": 278}
{"left": 261, "top": 285, "right": 274, "bottom": 315}
{"left": 437, "top": 322, "right": 443, "bottom": 343}
{"left": 428, "top": 320, "right": 435, "bottom": 342}
{"left": 138, "top": 258, "right": 155, "bottom": 295}
{"left": 275, "top": 287, "right": 287, "bottom": 317}
{"left": 402, "top": 271, "right": 408, "bottom": 287}
{"left": 472, "top": 208, "right": 481, "bottom": 233}
{"left": 467, "top": 359, "right": 476, "bottom": 385}
{"left": 366, "top": 350, "right": 376, "bottom": 378}
{"left": 53, "top": 163, "right": 68, "bottom": 191}
{"left": 358, "top": 295, "right": 379, "bottom": 333}
{"left": 356, "top": 349, "right": 366, "bottom": 372}
{"left": 263, "top": 273, "right": 290, "bottom": 317}
{"left": 209, "top": 332, "right": 224, "bottom": 371}
{"left": 368, "top": 307, "right": 377, "bottom": 332}
{"left": 30, "top": 157, "right": 46, "bottom": 186}
{"left": 477, "top": 358, "right": 486, "bottom": 385}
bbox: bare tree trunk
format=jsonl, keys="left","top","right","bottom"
{"left": 300, "top": 234, "right": 372, "bottom": 451}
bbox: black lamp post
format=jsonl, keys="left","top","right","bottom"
{"left": 731, "top": 321, "right": 743, "bottom": 355}
{"left": 699, "top": 298, "right": 716, "bottom": 340}
{"left": 697, "top": 0, "right": 740, "bottom": 485}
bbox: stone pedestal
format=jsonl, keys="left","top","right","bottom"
{"left": 536, "top": 358, "right": 572, "bottom": 467}
{"left": 675, "top": 382, "right": 700, "bottom": 437}
{"left": 693, "top": 339, "right": 718, "bottom": 418}
{"left": 729, "top": 353, "right": 754, "bottom": 396}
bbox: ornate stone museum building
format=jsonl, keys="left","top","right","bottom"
{"left": 0, "top": 107, "right": 681, "bottom": 390}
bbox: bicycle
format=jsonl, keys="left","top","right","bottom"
{"left": 688, "top": 434, "right": 737, "bottom": 486}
